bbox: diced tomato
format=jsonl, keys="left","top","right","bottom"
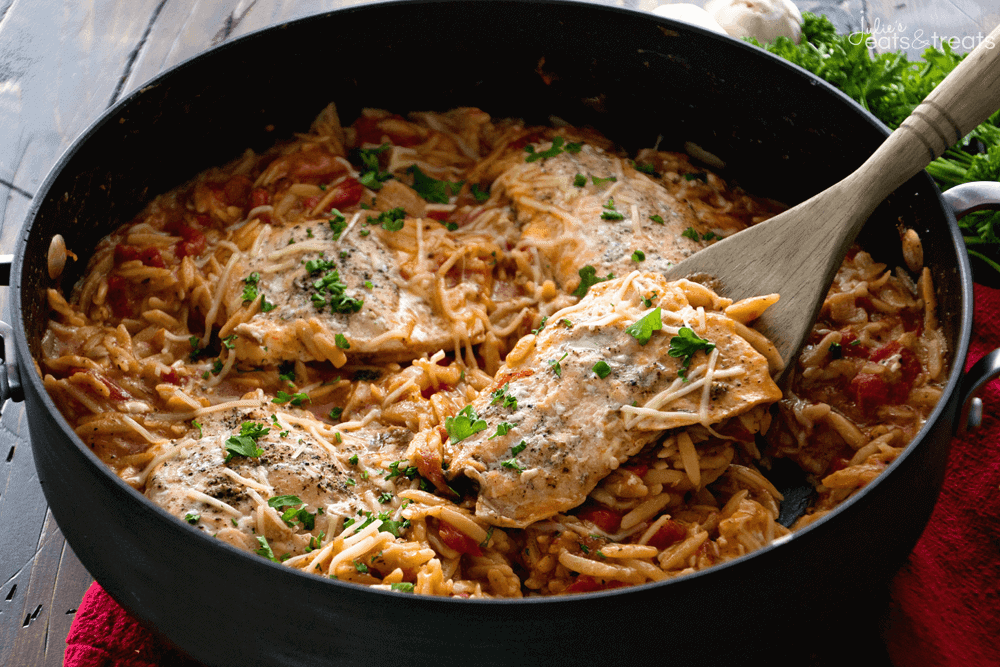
{"left": 327, "top": 178, "right": 364, "bottom": 209}
{"left": 826, "top": 456, "right": 852, "bottom": 476}
{"left": 838, "top": 331, "right": 870, "bottom": 359}
{"left": 222, "top": 174, "right": 253, "bottom": 207}
{"left": 352, "top": 113, "right": 423, "bottom": 147}
{"left": 161, "top": 369, "right": 181, "bottom": 385}
{"left": 175, "top": 225, "right": 207, "bottom": 259}
{"left": 421, "top": 383, "right": 450, "bottom": 399}
{"left": 425, "top": 210, "right": 450, "bottom": 222}
{"left": 106, "top": 276, "right": 130, "bottom": 318}
{"left": 576, "top": 506, "right": 622, "bottom": 534}
{"left": 621, "top": 461, "right": 649, "bottom": 479}
{"left": 564, "top": 576, "right": 628, "bottom": 594}
{"left": 849, "top": 373, "right": 890, "bottom": 415}
{"left": 899, "top": 308, "right": 924, "bottom": 334}
{"left": 250, "top": 188, "right": 270, "bottom": 209}
{"left": 139, "top": 247, "right": 165, "bottom": 268}
{"left": 114, "top": 244, "right": 141, "bottom": 263}
{"left": 508, "top": 132, "right": 544, "bottom": 151}
{"left": 97, "top": 374, "right": 130, "bottom": 401}
{"left": 438, "top": 521, "right": 482, "bottom": 557}
{"left": 646, "top": 520, "right": 687, "bottom": 550}
{"left": 286, "top": 148, "right": 349, "bottom": 179}
{"left": 302, "top": 195, "right": 321, "bottom": 211}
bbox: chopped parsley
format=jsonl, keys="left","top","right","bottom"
{"left": 625, "top": 308, "right": 663, "bottom": 346}
{"left": 600, "top": 197, "right": 625, "bottom": 221}
{"left": 224, "top": 421, "right": 268, "bottom": 462}
{"left": 272, "top": 390, "right": 310, "bottom": 406}
{"left": 349, "top": 454, "right": 359, "bottom": 465}
{"left": 633, "top": 161, "right": 659, "bottom": 176}
{"left": 329, "top": 210, "right": 347, "bottom": 239}
{"left": 470, "top": 183, "right": 490, "bottom": 202}
{"left": 242, "top": 273, "right": 276, "bottom": 312}
{"left": 185, "top": 513, "right": 200, "bottom": 524}
{"left": 561, "top": 318, "right": 573, "bottom": 328}
{"left": 549, "top": 352, "right": 568, "bottom": 378}
{"left": 591, "top": 360, "right": 612, "bottom": 379}
{"left": 682, "top": 226, "right": 701, "bottom": 241}
{"left": 255, "top": 536, "right": 279, "bottom": 562}
{"left": 335, "top": 333, "right": 350, "bottom": 349}
{"left": 444, "top": 405, "right": 489, "bottom": 444}
{"left": 390, "top": 582, "right": 415, "bottom": 592}
{"left": 573, "top": 173, "right": 587, "bottom": 187}
{"left": 500, "top": 440, "right": 528, "bottom": 474}
{"left": 307, "top": 263, "right": 364, "bottom": 315}
{"left": 524, "top": 136, "right": 581, "bottom": 162}
{"left": 278, "top": 361, "right": 295, "bottom": 383}
{"left": 480, "top": 527, "right": 495, "bottom": 548}
{"left": 631, "top": 250, "right": 645, "bottom": 262}
{"left": 684, "top": 172, "right": 708, "bottom": 182}
{"left": 222, "top": 334, "right": 238, "bottom": 349}
{"left": 642, "top": 291, "right": 658, "bottom": 308}
{"left": 592, "top": 175, "right": 617, "bottom": 186}
{"left": 366, "top": 206, "right": 406, "bottom": 232}
{"left": 571, "top": 265, "right": 614, "bottom": 299}
{"left": 191, "top": 420, "right": 203, "bottom": 438}
{"left": 488, "top": 421, "right": 514, "bottom": 440}
{"left": 363, "top": 280, "right": 373, "bottom": 289}
{"left": 354, "top": 560, "right": 369, "bottom": 574}
{"left": 532, "top": 316, "right": 548, "bottom": 335}
{"left": 329, "top": 407, "right": 343, "bottom": 420}
{"left": 490, "top": 383, "right": 518, "bottom": 411}
{"left": 668, "top": 327, "right": 716, "bottom": 381}
{"left": 384, "top": 460, "right": 419, "bottom": 481}
{"left": 268, "top": 495, "right": 317, "bottom": 530}
{"left": 407, "top": 165, "right": 463, "bottom": 203}
{"left": 356, "top": 143, "right": 393, "bottom": 190}
{"left": 378, "top": 492, "right": 393, "bottom": 504}
{"left": 649, "top": 214, "right": 665, "bottom": 225}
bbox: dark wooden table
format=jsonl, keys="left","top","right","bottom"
{"left": 0, "top": 0, "right": 996, "bottom": 664}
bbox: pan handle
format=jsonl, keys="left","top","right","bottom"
{"left": 942, "top": 182, "right": 1000, "bottom": 432}
{"left": 0, "top": 254, "right": 24, "bottom": 404}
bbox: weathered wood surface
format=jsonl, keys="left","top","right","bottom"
{"left": 0, "top": 0, "right": 996, "bottom": 664}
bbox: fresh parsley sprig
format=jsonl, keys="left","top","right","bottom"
{"left": 668, "top": 327, "right": 716, "bottom": 381}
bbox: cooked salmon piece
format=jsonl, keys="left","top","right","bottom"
{"left": 443, "top": 272, "right": 782, "bottom": 528}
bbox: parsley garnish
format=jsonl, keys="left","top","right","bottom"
{"left": 391, "top": 582, "right": 415, "bottom": 592}
{"left": 631, "top": 250, "right": 645, "bottom": 262}
{"left": 407, "top": 165, "right": 462, "bottom": 203}
{"left": 571, "top": 265, "right": 614, "bottom": 298}
{"left": 444, "top": 405, "right": 489, "bottom": 444}
{"left": 185, "top": 513, "right": 200, "bottom": 524}
{"left": 366, "top": 207, "right": 406, "bottom": 232}
{"left": 532, "top": 316, "right": 548, "bottom": 335}
{"left": 191, "top": 420, "right": 203, "bottom": 438}
{"left": 255, "top": 536, "right": 279, "bottom": 562}
{"left": 363, "top": 280, "right": 373, "bottom": 289}
{"left": 601, "top": 198, "right": 625, "bottom": 221}
{"left": 580, "top": 543, "right": 590, "bottom": 555}
{"left": 272, "top": 390, "right": 310, "bottom": 406}
{"left": 480, "top": 526, "right": 495, "bottom": 548}
{"left": 592, "top": 360, "right": 612, "bottom": 378}
{"left": 524, "top": 136, "right": 580, "bottom": 162}
{"left": 356, "top": 143, "right": 393, "bottom": 190}
{"left": 500, "top": 440, "right": 528, "bottom": 474}
{"left": 242, "top": 272, "right": 276, "bottom": 311}
{"left": 335, "top": 333, "right": 350, "bottom": 349}
{"left": 490, "top": 383, "right": 518, "bottom": 411}
{"left": 268, "top": 495, "right": 317, "bottom": 529}
{"left": 354, "top": 560, "right": 369, "bottom": 574}
{"left": 649, "top": 214, "right": 665, "bottom": 225}
{"left": 308, "top": 264, "right": 364, "bottom": 314}
{"left": 329, "top": 407, "right": 343, "bottom": 420}
{"left": 624, "top": 308, "right": 663, "bottom": 346}
{"left": 488, "top": 421, "right": 514, "bottom": 440}
{"left": 592, "top": 175, "right": 617, "bottom": 186}
{"left": 378, "top": 492, "right": 393, "bottom": 503}
{"left": 224, "top": 421, "right": 268, "bottom": 462}
{"left": 549, "top": 352, "right": 568, "bottom": 378}
{"left": 278, "top": 361, "right": 295, "bottom": 382}
{"left": 561, "top": 319, "right": 573, "bottom": 328}
{"left": 684, "top": 172, "right": 708, "bottom": 182}
{"left": 682, "top": 227, "right": 701, "bottom": 241}
{"left": 634, "top": 161, "right": 659, "bottom": 176}
{"left": 668, "top": 327, "right": 716, "bottom": 381}
{"left": 222, "top": 334, "right": 238, "bottom": 349}
{"left": 470, "top": 183, "right": 490, "bottom": 202}
{"left": 573, "top": 173, "right": 587, "bottom": 187}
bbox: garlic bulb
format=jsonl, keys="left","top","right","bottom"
{"left": 703, "top": 0, "right": 804, "bottom": 44}
{"left": 651, "top": 3, "right": 728, "bottom": 36}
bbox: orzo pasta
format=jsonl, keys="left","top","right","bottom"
{"left": 38, "top": 105, "right": 945, "bottom": 597}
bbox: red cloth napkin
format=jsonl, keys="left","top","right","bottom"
{"left": 64, "top": 286, "right": 1000, "bottom": 667}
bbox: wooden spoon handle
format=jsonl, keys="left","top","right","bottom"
{"left": 854, "top": 25, "right": 1000, "bottom": 200}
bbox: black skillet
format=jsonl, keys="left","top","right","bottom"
{"left": 2, "top": 1, "right": 1000, "bottom": 664}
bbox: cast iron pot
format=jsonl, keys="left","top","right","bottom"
{"left": 4, "top": 1, "right": 1000, "bottom": 664}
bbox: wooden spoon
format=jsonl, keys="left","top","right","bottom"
{"left": 663, "top": 26, "right": 1000, "bottom": 379}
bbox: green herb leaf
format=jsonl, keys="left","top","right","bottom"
{"left": 335, "top": 333, "right": 350, "bottom": 349}
{"left": 255, "top": 536, "right": 279, "bottom": 562}
{"left": 592, "top": 175, "right": 617, "bottom": 186}
{"left": 668, "top": 327, "right": 716, "bottom": 381}
{"left": 525, "top": 136, "right": 568, "bottom": 162}
{"left": 390, "top": 582, "right": 415, "bottom": 592}
{"left": 222, "top": 334, "right": 238, "bottom": 349}
{"left": 631, "top": 249, "right": 645, "bottom": 262}
{"left": 366, "top": 207, "right": 406, "bottom": 232}
{"left": 549, "top": 352, "right": 568, "bottom": 378}
{"left": 625, "top": 308, "right": 663, "bottom": 346}
{"left": 573, "top": 173, "right": 587, "bottom": 187}
{"left": 191, "top": 420, "right": 203, "bottom": 437}
{"left": 649, "top": 214, "right": 665, "bottom": 225}
{"left": 272, "top": 390, "right": 310, "bottom": 406}
{"left": 571, "top": 265, "right": 614, "bottom": 299}
{"left": 592, "top": 360, "right": 612, "bottom": 379}
{"left": 329, "top": 407, "right": 343, "bottom": 420}
{"left": 224, "top": 421, "right": 268, "bottom": 462}
{"left": 532, "top": 316, "right": 548, "bottom": 335}
{"left": 470, "top": 183, "right": 490, "bottom": 202}
{"left": 682, "top": 227, "right": 701, "bottom": 241}
{"left": 489, "top": 383, "right": 518, "bottom": 411}
{"left": 407, "top": 165, "right": 463, "bottom": 203}
{"left": 185, "top": 513, "right": 200, "bottom": 524}
{"left": 488, "top": 421, "right": 514, "bottom": 440}
{"left": 444, "top": 405, "right": 488, "bottom": 444}
{"left": 356, "top": 143, "right": 393, "bottom": 190}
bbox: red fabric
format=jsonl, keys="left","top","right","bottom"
{"left": 64, "top": 584, "right": 198, "bottom": 667}
{"left": 64, "top": 287, "right": 1000, "bottom": 667}
{"left": 885, "top": 283, "right": 1000, "bottom": 666}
